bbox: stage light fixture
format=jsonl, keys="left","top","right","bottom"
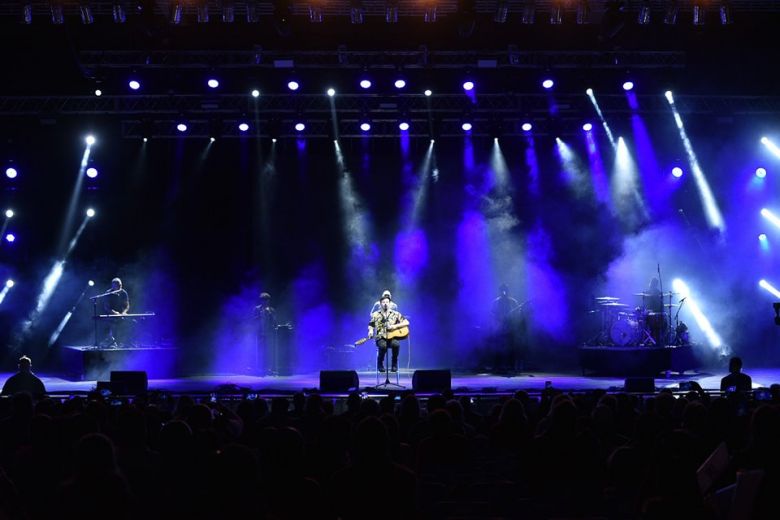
{"left": 521, "top": 0, "right": 536, "bottom": 24}
{"left": 756, "top": 167, "right": 767, "bottom": 178}
{"left": 761, "top": 208, "right": 780, "bottom": 229}
{"left": 385, "top": 0, "right": 398, "bottom": 23}
{"left": 5, "top": 233, "right": 15, "bottom": 243}
{"left": 462, "top": 81, "right": 475, "bottom": 91}
{"left": 350, "top": 0, "right": 365, "bottom": 24}
{"left": 88, "top": 280, "right": 95, "bottom": 286}
{"left": 287, "top": 80, "right": 299, "bottom": 91}
{"left": 327, "top": 88, "right": 336, "bottom": 97}
{"left": 550, "top": 1, "right": 562, "bottom": 24}
{"left": 424, "top": 89, "right": 433, "bottom": 97}
{"left": 494, "top": 0, "right": 508, "bottom": 23}
{"left": 128, "top": 80, "right": 140, "bottom": 91}
{"left": 112, "top": 2, "right": 126, "bottom": 23}
{"left": 207, "top": 78, "right": 219, "bottom": 89}
{"left": 79, "top": 3, "right": 94, "bottom": 24}
{"left": 295, "top": 123, "right": 306, "bottom": 132}
{"left": 461, "top": 122, "right": 473, "bottom": 132}
{"left": 759, "top": 233, "right": 768, "bottom": 242}
{"left": 210, "top": 137, "right": 216, "bottom": 142}
{"left": 522, "top": 122, "right": 533, "bottom": 132}
{"left": 672, "top": 167, "right": 683, "bottom": 178}
{"left": 177, "top": 123, "right": 187, "bottom": 132}
{"left": 143, "top": 137, "right": 148, "bottom": 143}
{"left": 399, "top": 122, "right": 410, "bottom": 131}
{"left": 665, "top": 90, "right": 674, "bottom": 103}
{"left": 251, "top": 89, "right": 260, "bottom": 98}
{"left": 5, "top": 209, "right": 13, "bottom": 218}
{"left": 664, "top": 0, "right": 679, "bottom": 24}
{"left": 5, "top": 280, "right": 13, "bottom": 288}
{"left": 197, "top": 0, "right": 209, "bottom": 23}
{"left": 85, "top": 135, "right": 96, "bottom": 145}
{"left": 576, "top": 0, "right": 591, "bottom": 24}
{"left": 222, "top": 0, "right": 235, "bottom": 22}
{"left": 50, "top": 2, "right": 64, "bottom": 24}
{"left": 623, "top": 81, "right": 634, "bottom": 91}
{"left": 5, "top": 167, "right": 17, "bottom": 179}
{"left": 582, "top": 123, "right": 593, "bottom": 132}
{"left": 761, "top": 137, "right": 780, "bottom": 159}
{"left": 360, "top": 122, "right": 371, "bottom": 132}
{"left": 394, "top": 79, "right": 406, "bottom": 89}
{"left": 86, "top": 167, "right": 98, "bottom": 178}
{"left": 238, "top": 122, "right": 249, "bottom": 132}
{"left": 360, "top": 79, "right": 372, "bottom": 89}
{"left": 86, "top": 208, "right": 95, "bottom": 218}
{"left": 542, "top": 78, "right": 554, "bottom": 89}
{"left": 692, "top": 1, "right": 705, "bottom": 25}
{"left": 638, "top": 0, "right": 651, "bottom": 24}
{"left": 759, "top": 279, "right": 780, "bottom": 299}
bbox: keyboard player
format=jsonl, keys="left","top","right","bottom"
{"left": 104, "top": 277, "right": 129, "bottom": 346}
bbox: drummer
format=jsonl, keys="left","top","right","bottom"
{"left": 646, "top": 278, "right": 663, "bottom": 313}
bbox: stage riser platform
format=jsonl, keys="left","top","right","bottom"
{"left": 61, "top": 346, "right": 179, "bottom": 381}
{"left": 579, "top": 345, "right": 697, "bottom": 376}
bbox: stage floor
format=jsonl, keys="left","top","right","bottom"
{"left": 4, "top": 367, "right": 779, "bottom": 396}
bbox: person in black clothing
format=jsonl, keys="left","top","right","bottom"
{"left": 103, "top": 277, "right": 129, "bottom": 346}
{"left": 254, "top": 292, "right": 278, "bottom": 373}
{"left": 1, "top": 355, "right": 46, "bottom": 397}
{"left": 720, "top": 356, "right": 752, "bottom": 392}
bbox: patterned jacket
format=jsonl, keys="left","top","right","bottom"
{"left": 368, "top": 309, "right": 406, "bottom": 340}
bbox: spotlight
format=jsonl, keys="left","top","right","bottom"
{"left": 360, "top": 79, "right": 372, "bottom": 89}
{"left": 5, "top": 279, "right": 13, "bottom": 288}
{"left": 94, "top": 89, "right": 102, "bottom": 97}
{"left": 177, "top": 123, "right": 188, "bottom": 132}
{"left": 210, "top": 137, "right": 216, "bottom": 142}
{"left": 86, "top": 208, "right": 96, "bottom": 218}
{"left": 756, "top": 167, "right": 767, "bottom": 178}
{"left": 399, "top": 122, "right": 410, "bottom": 131}
{"left": 207, "top": 78, "right": 219, "bottom": 89}
{"left": 128, "top": 79, "right": 141, "bottom": 90}
{"left": 360, "top": 122, "right": 371, "bottom": 132}
{"left": 88, "top": 280, "right": 95, "bottom": 286}
{"left": 461, "top": 122, "right": 472, "bottom": 132}
{"left": 394, "top": 79, "right": 406, "bottom": 89}
{"left": 238, "top": 123, "right": 249, "bottom": 132}
{"left": 272, "top": 138, "right": 277, "bottom": 143}
{"left": 5, "top": 167, "right": 18, "bottom": 179}
{"left": 85, "top": 135, "right": 96, "bottom": 145}
{"left": 287, "top": 80, "right": 300, "bottom": 91}
{"left": 295, "top": 123, "right": 306, "bottom": 132}
{"left": 761, "top": 208, "right": 780, "bottom": 229}
{"left": 327, "top": 88, "right": 336, "bottom": 97}
{"left": 582, "top": 123, "right": 593, "bottom": 132}
{"left": 462, "top": 81, "right": 475, "bottom": 91}
{"left": 143, "top": 137, "right": 148, "bottom": 143}
{"left": 5, "top": 233, "right": 15, "bottom": 243}
{"left": 586, "top": 88, "right": 594, "bottom": 96}
{"left": 665, "top": 91, "right": 674, "bottom": 103}
{"left": 5, "top": 209, "right": 13, "bottom": 218}
{"left": 542, "top": 78, "right": 554, "bottom": 89}
{"left": 759, "top": 233, "right": 768, "bottom": 241}
{"left": 622, "top": 81, "right": 634, "bottom": 91}
{"left": 672, "top": 166, "right": 683, "bottom": 177}
{"left": 522, "top": 123, "right": 533, "bottom": 132}
{"left": 424, "top": 89, "right": 433, "bottom": 97}
{"left": 251, "top": 89, "right": 260, "bottom": 98}
{"left": 86, "top": 167, "right": 98, "bottom": 178}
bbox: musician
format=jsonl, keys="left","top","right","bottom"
{"left": 103, "top": 277, "right": 129, "bottom": 346}
{"left": 492, "top": 284, "right": 519, "bottom": 331}
{"left": 368, "top": 295, "right": 408, "bottom": 373}
{"left": 646, "top": 278, "right": 663, "bottom": 313}
{"left": 490, "top": 284, "right": 525, "bottom": 372}
{"left": 369, "top": 289, "right": 398, "bottom": 316}
{"left": 254, "top": 292, "right": 278, "bottom": 373}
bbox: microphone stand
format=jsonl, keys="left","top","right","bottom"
{"left": 674, "top": 299, "right": 686, "bottom": 345}
{"left": 89, "top": 290, "right": 120, "bottom": 347}
{"left": 658, "top": 264, "right": 670, "bottom": 346}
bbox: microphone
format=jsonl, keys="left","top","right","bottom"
{"left": 679, "top": 297, "right": 687, "bottom": 303}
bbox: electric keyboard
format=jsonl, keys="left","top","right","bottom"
{"left": 93, "top": 313, "right": 156, "bottom": 319}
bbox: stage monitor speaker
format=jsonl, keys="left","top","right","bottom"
{"left": 110, "top": 371, "right": 148, "bottom": 395}
{"left": 319, "top": 370, "right": 359, "bottom": 392}
{"left": 412, "top": 370, "right": 452, "bottom": 393}
{"left": 624, "top": 377, "right": 655, "bottom": 393}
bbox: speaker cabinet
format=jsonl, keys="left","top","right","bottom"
{"left": 110, "top": 371, "right": 148, "bottom": 395}
{"left": 412, "top": 370, "right": 452, "bottom": 393}
{"left": 624, "top": 377, "right": 655, "bottom": 393}
{"left": 319, "top": 370, "right": 360, "bottom": 392}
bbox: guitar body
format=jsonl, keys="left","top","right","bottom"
{"left": 354, "top": 324, "right": 410, "bottom": 345}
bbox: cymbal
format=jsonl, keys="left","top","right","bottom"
{"left": 635, "top": 291, "right": 678, "bottom": 297}
{"left": 664, "top": 303, "right": 679, "bottom": 308}
{"left": 634, "top": 292, "right": 653, "bottom": 297}
{"left": 595, "top": 296, "right": 620, "bottom": 301}
{"left": 601, "top": 302, "right": 629, "bottom": 307}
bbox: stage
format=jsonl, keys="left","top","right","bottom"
{"left": 6, "top": 366, "right": 778, "bottom": 397}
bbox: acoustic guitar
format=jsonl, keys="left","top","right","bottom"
{"left": 355, "top": 324, "right": 410, "bottom": 345}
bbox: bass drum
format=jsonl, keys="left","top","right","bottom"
{"left": 610, "top": 319, "right": 641, "bottom": 346}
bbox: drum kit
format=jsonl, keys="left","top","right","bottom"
{"left": 590, "top": 291, "right": 687, "bottom": 347}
